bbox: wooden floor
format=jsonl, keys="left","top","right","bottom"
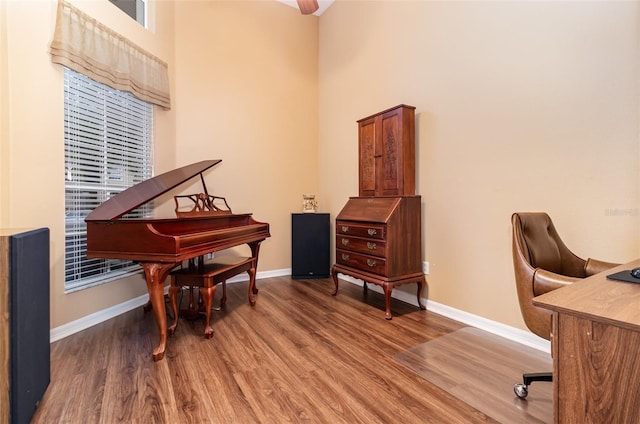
{"left": 32, "top": 276, "right": 531, "bottom": 423}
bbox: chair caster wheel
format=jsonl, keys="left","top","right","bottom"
{"left": 514, "top": 383, "right": 528, "bottom": 399}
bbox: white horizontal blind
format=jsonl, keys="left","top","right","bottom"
{"left": 64, "top": 68, "right": 153, "bottom": 292}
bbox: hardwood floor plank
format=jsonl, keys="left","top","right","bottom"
{"left": 229, "top": 287, "right": 377, "bottom": 423}
{"left": 30, "top": 276, "right": 538, "bottom": 423}
{"left": 223, "top": 309, "right": 342, "bottom": 422}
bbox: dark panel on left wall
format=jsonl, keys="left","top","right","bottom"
{"left": 1, "top": 228, "right": 50, "bottom": 424}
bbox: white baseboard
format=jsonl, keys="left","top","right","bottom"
{"left": 50, "top": 292, "right": 150, "bottom": 343}
{"left": 336, "top": 273, "right": 550, "bottom": 353}
{"left": 51, "top": 268, "right": 550, "bottom": 355}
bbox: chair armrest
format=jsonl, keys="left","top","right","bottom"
{"left": 533, "top": 268, "right": 578, "bottom": 296}
{"left": 585, "top": 258, "right": 620, "bottom": 276}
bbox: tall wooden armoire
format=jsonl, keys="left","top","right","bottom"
{"left": 357, "top": 104, "right": 416, "bottom": 197}
{"left": 331, "top": 104, "right": 426, "bottom": 319}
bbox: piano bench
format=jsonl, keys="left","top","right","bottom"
{"left": 168, "top": 255, "right": 257, "bottom": 338}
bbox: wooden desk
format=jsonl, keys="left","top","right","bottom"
{"left": 533, "top": 260, "right": 640, "bottom": 423}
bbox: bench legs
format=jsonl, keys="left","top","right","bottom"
{"left": 168, "top": 284, "right": 181, "bottom": 336}
{"left": 247, "top": 266, "right": 257, "bottom": 306}
{"left": 168, "top": 256, "right": 256, "bottom": 338}
{"left": 168, "top": 281, "right": 225, "bottom": 338}
{"left": 199, "top": 285, "right": 216, "bottom": 338}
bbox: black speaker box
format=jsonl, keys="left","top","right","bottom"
{"left": 291, "top": 213, "right": 330, "bottom": 279}
{"left": 0, "top": 228, "right": 50, "bottom": 424}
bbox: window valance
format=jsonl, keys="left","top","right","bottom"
{"left": 49, "top": 0, "right": 171, "bottom": 109}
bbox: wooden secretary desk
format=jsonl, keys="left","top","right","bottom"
{"left": 331, "top": 105, "right": 426, "bottom": 319}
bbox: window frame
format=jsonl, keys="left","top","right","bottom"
{"left": 109, "top": 0, "right": 147, "bottom": 27}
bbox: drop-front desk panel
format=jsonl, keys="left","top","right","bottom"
{"left": 533, "top": 259, "right": 640, "bottom": 424}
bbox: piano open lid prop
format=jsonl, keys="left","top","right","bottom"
{"left": 85, "top": 160, "right": 270, "bottom": 360}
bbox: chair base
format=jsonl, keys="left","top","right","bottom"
{"left": 514, "top": 372, "right": 553, "bottom": 399}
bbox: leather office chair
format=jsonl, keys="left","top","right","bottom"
{"left": 511, "top": 212, "right": 618, "bottom": 399}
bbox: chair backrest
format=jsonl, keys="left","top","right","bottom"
{"left": 511, "top": 212, "right": 585, "bottom": 339}
{"left": 513, "top": 212, "right": 585, "bottom": 278}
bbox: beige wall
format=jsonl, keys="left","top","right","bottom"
{"left": 318, "top": 0, "right": 640, "bottom": 331}
{"left": 0, "top": 0, "right": 318, "bottom": 330}
{"left": 171, "top": 0, "right": 319, "bottom": 269}
{"left": 0, "top": 2, "right": 7, "bottom": 226}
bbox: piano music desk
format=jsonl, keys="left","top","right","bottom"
{"left": 168, "top": 256, "right": 257, "bottom": 339}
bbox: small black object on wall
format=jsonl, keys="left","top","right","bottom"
{"left": 291, "top": 213, "right": 330, "bottom": 279}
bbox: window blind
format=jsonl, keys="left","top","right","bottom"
{"left": 64, "top": 68, "right": 153, "bottom": 292}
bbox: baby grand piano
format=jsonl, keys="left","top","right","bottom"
{"left": 85, "top": 160, "right": 270, "bottom": 361}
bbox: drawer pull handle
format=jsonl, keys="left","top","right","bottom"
{"left": 367, "top": 259, "right": 377, "bottom": 267}
{"left": 342, "top": 226, "right": 350, "bottom": 233}
{"left": 342, "top": 253, "right": 350, "bottom": 261}
{"left": 341, "top": 238, "right": 349, "bottom": 246}
{"left": 367, "top": 242, "right": 376, "bottom": 250}
{"left": 368, "top": 229, "right": 377, "bottom": 236}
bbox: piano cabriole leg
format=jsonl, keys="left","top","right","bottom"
{"left": 141, "top": 262, "right": 175, "bottom": 361}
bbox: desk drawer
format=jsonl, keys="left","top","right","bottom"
{"left": 336, "top": 248, "right": 387, "bottom": 275}
{"left": 336, "top": 221, "right": 385, "bottom": 240}
{"left": 336, "top": 235, "right": 386, "bottom": 258}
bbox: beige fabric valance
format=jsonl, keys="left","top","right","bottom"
{"left": 49, "top": 0, "right": 171, "bottom": 109}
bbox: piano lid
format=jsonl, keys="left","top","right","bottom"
{"left": 85, "top": 160, "right": 222, "bottom": 222}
